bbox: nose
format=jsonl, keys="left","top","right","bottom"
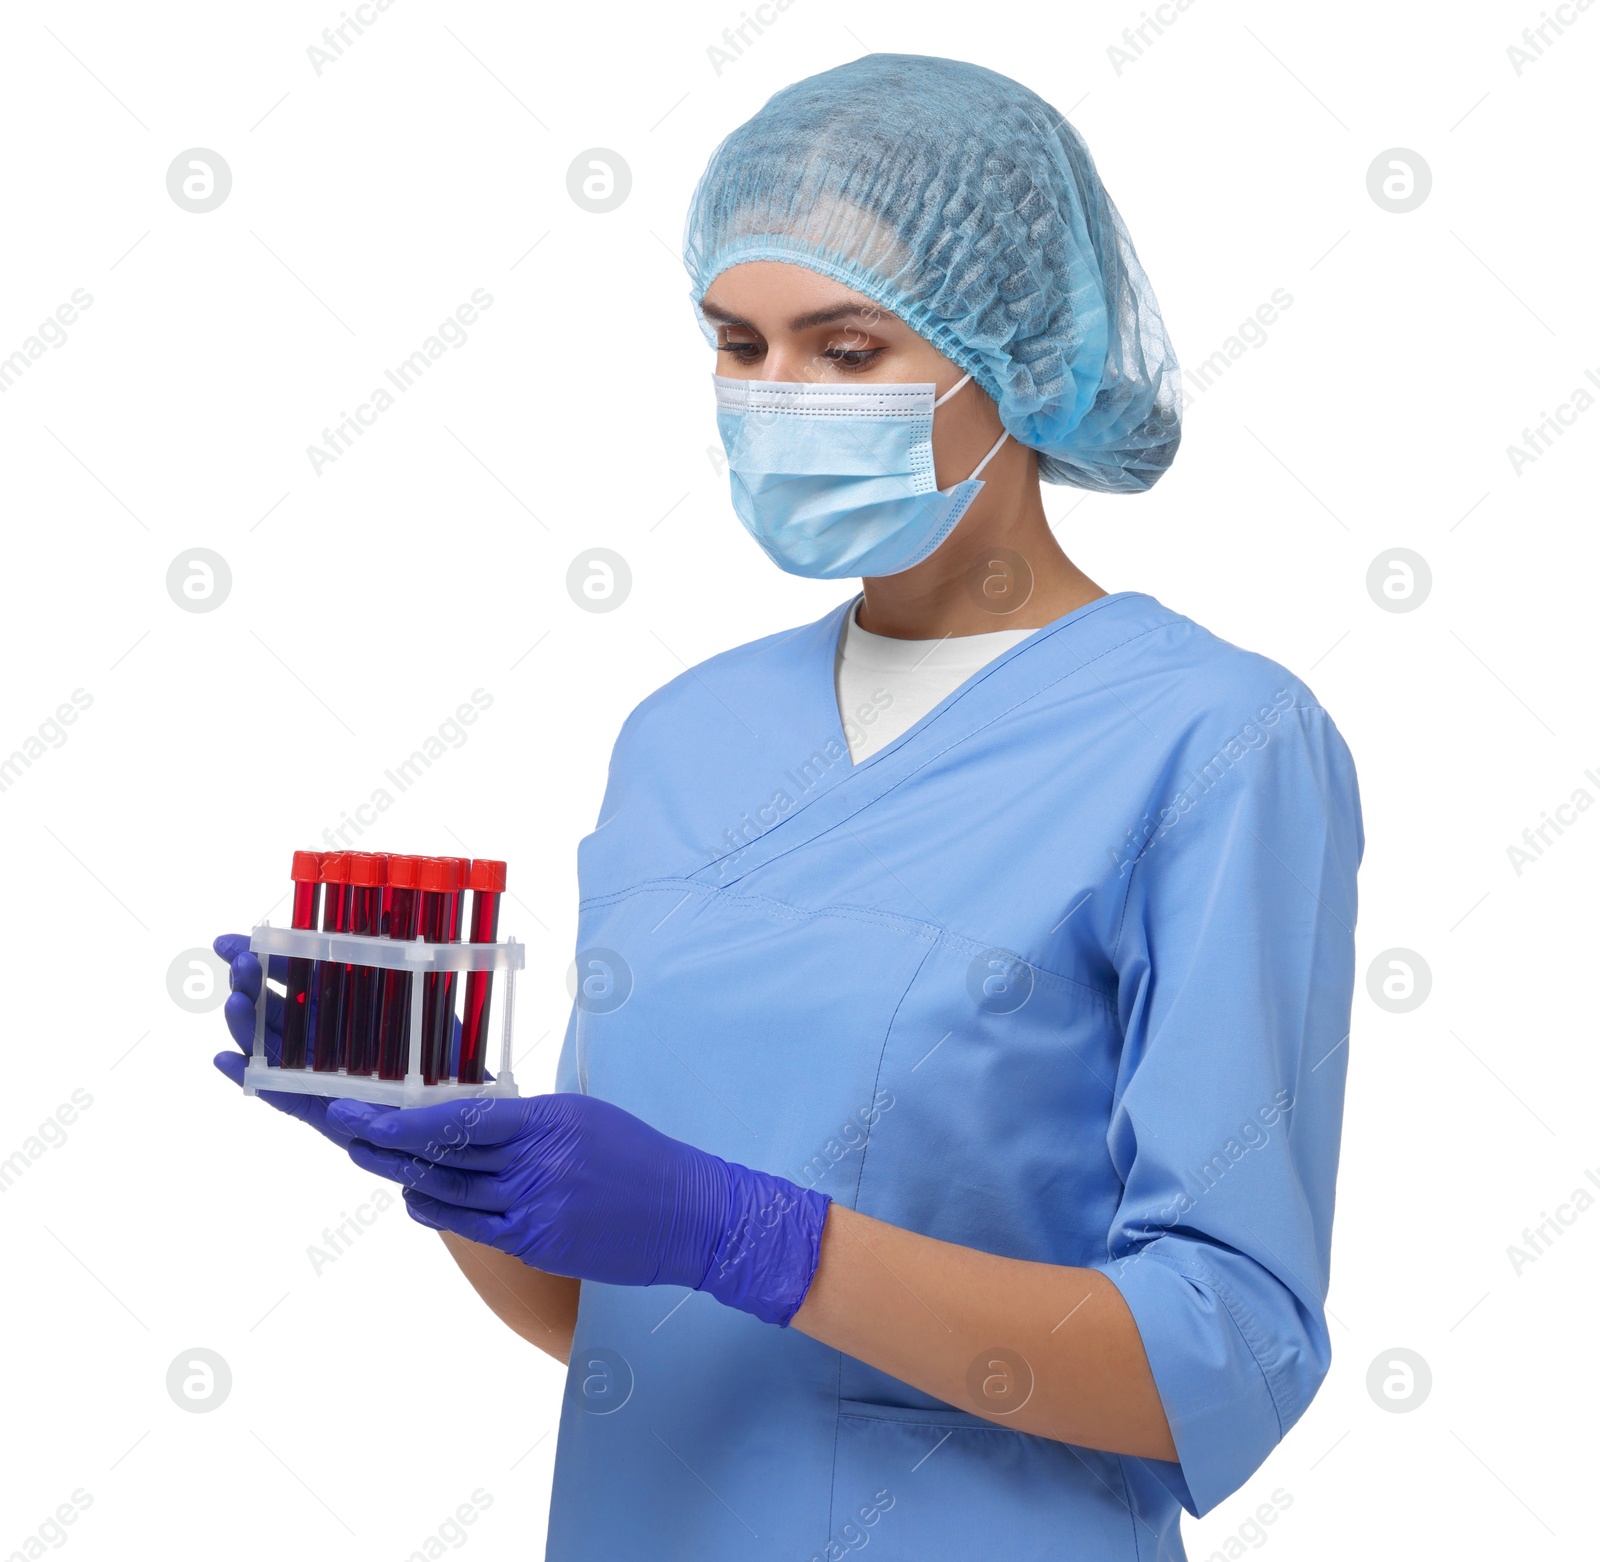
{"left": 757, "top": 342, "right": 812, "bottom": 383}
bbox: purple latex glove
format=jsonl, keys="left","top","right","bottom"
{"left": 326, "top": 1094, "right": 833, "bottom": 1327}
{"left": 211, "top": 931, "right": 473, "bottom": 1143}
{"left": 211, "top": 932, "right": 357, "bottom": 1147}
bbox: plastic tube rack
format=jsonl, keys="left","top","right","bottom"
{"left": 242, "top": 921, "right": 524, "bottom": 1107}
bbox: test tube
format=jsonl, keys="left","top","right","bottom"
{"left": 418, "top": 857, "right": 462, "bottom": 1085}
{"left": 343, "top": 853, "right": 383, "bottom": 1076}
{"left": 281, "top": 851, "right": 323, "bottom": 1070}
{"left": 446, "top": 860, "right": 470, "bottom": 941}
{"left": 376, "top": 852, "right": 393, "bottom": 937}
{"left": 311, "top": 851, "right": 351, "bottom": 1072}
{"left": 458, "top": 859, "right": 505, "bottom": 1085}
{"left": 441, "top": 857, "right": 472, "bottom": 1077}
{"left": 376, "top": 854, "right": 421, "bottom": 1080}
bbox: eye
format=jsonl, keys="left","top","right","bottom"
{"left": 822, "top": 345, "right": 886, "bottom": 372}
{"left": 717, "top": 335, "right": 763, "bottom": 362}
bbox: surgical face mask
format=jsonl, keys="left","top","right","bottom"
{"left": 714, "top": 372, "right": 1010, "bottom": 580}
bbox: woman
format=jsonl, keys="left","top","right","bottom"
{"left": 218, "top": 54, "right": 1362, "bottom": 1561}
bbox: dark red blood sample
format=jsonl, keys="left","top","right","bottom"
{"left": 418, "top": 857, "right": 463, "bottom": 1085}
{"left": 311, "top": 852, "right": 352, "bottom": 1072}
{"left": 343, "top": 853, "right": 383, "bottom": 1076}
{"left": 458, "top": 859, "right": 505, "bottom": 1085}
{"left": 377, "top": 855, "right": 422, "bottom": 1079}
{"left": 440, "top": 858, "right": 472, "bottom": 1077}
{"left": 281, "top": 851, "right": 322, "bottom": 1070}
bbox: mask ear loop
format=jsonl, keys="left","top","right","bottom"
{"left": 967, "top": 427, "right": 1010, "bottom": 481}
{"left": 932, "top": 372, "right": 1011, "bottom": 479}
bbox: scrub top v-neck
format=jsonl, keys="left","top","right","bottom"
{"left": 833, "top": 596, "right": 1039, "bottom": 764}
{"left": 547, "top": 590, "right": 1363, "bottom": 1562}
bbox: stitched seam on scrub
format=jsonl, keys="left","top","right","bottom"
{"left": 1058, "top": 1443, "right": 1156, "bottom": 1549}
{"left": 849, "top": 941, "right": 939, "bottom": 1219}
{"left": 825, "top": 1354, "right": 844, "bottom": 1559}
{"left": 1109, "top": 703, "right": 1334, "bottom": 964}
{"left": 703, "top": 617, "right": 1171, "bottom": 888}
{"left": 1156, "top": 1250, "right": 1289, "bottom": 1442}
{"left": 836, "top": 1407, "right": 1015, "bottom": 1431}
{"left": 684, "top": 594, "right": 1149, "bottom": 885}
{"left": 1112, "top": 1455, "right": 1146, "bottom": 1562}
{"left": 832, "top": 615, "right": 1167, "bottom": 789}
{"left": 579, "top": 878, "right": 1118, "bottom": 1014}
{"left": 821, "top": 949, "right": 936, "bottom": 1547}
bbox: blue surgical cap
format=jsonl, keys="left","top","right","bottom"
{"left": 683, "top": 53, "right": 1182, "bottom": 493}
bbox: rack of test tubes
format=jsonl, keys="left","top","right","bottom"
{"left": 244, "top": 851, "right": 523, "bottom": 1108}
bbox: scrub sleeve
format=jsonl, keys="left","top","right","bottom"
{"left": 1093, "top": 701, "right": 1362, "bottom": 1515}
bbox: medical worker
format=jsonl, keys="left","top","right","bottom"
{"left": 217, "top": 54, "right": 1362, "bottom": 1561}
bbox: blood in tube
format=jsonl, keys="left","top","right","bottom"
{"left": 446, "top": 860, "right": 470, "bottom": 941}
{"left": 343, "top": 853, "right": 383, "bottom": 1076}
{"left": 376, "top": 853, "right": 392, "bottom": 936}
{"left": 311, "top": 852, "right": 352, "bottom": 1072}
{"left": 440, "top": 857, "right": 472, "bottom": 1077}
{"left": 417, "top": 857, "right": 461, "bottom": 1086}
{"left": 377, "top": 854, "right": 421, "bottom": 1080}
{"left": 281, "top": 851, "right": 322, "bottom": 1070}
{"left": 437, "top": 856, "right": 468, "bottom": 1084}
{"left": 458, "top": 859, "right": 505, "bottom": 1085}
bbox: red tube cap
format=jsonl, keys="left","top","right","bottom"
{"left": 291, "top": 850, "right": 323, "bottom": 883}
{"left": 388, "top": 854, "right": 422, "bottom": 890}
{"left": 320, "top": 852, "right": 351, "bottom": 884}
{"left": 468, "top": 859, "right": 507, "bottom": 893}
{"left": 419, "top": 857, "right": 462, "bottom": 894}
{"left": 348, "top": 852, "right": 382, "bottom": 888}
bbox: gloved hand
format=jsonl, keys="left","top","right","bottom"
{"left": 326, "top": 1093, "right": 833, "bottom": 1327}
{"left": 212, "top": 932, "right": 476, "bottom": 1144}
{"left": 212, "top": 932, "right": 358, "bottom": 1146}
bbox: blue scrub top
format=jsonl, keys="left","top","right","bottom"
{"left": 547, "top": 591, "right": 1363, "bottom": 1561}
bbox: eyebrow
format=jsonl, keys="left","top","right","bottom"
{"left": 699, "top": 299, "right": 896, "bottom": 333}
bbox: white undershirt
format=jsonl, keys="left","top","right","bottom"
{"left": 833, "top": 599, "right": 1037, "bottom": 764}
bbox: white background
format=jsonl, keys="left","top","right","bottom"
{"left": 0, "top": 1, "right": 1594, "bottom": 1557}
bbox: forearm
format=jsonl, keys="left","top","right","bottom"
{"left": 438, "top": 1230, "right": 580, "bottom": 1364}
{"left": 790, "top": 1205, "right": 1176, "bottom": 1461}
